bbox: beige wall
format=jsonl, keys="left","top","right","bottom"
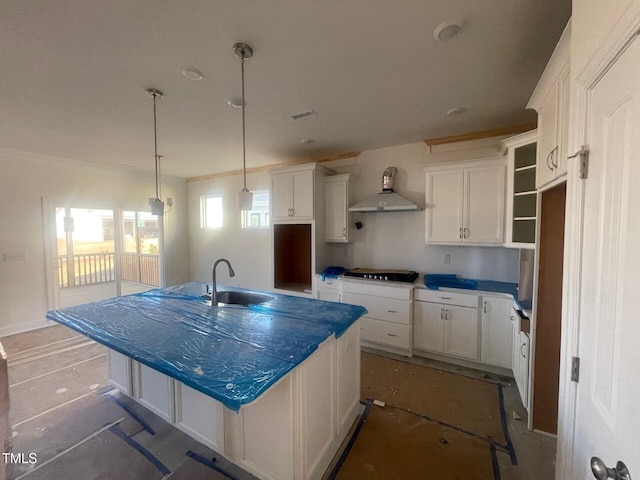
{"left": 0, "top": 149, "right": 189, "bottom": 336}
{"left": 188, "top": 172, "right": 273, "bottom": 291}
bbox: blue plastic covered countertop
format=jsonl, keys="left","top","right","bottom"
{"left": 45, "top": 282, "right": 367, "bottom": 412}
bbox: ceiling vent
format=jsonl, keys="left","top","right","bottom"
{"left": 290, "top": 109, "right": 318, "bottom": 120}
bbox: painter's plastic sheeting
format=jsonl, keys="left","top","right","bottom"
{"left": 46, "top": 282, "right": 366, "bottom": 412}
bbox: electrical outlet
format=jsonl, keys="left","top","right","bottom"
{"left": 4, "top": 252, "right": 26, "bottom": 262}
{"left": 443, "top": 254, "right": 451, "bottom": 265}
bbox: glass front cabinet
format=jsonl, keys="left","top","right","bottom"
{"left": 501, "top": 130, "right": 537, "bottom": 248}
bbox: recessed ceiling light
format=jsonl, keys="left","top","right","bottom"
{"left": 227, "top": 98, "right": 245, "bottom": 109}
{"left": 182, "top": 68, "right": 204, "bottom": 81}
{"left": 434, "top": 20, "right": 463, "bottom": 41}
{"left": 447, "top": 107, "right": 466, "bottom": 116}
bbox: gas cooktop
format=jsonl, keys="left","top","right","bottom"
{"left": 343, "top": 268, "right": 419, "bottom": 283}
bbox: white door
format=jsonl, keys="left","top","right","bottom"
{"left": 569, "top": 36, "right": 640, "bottom": 478}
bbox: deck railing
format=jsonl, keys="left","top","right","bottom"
{"left": 57, "top": 252, "right": 159, "bottom": 288}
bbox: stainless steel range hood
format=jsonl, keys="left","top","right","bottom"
{"left": 348, "top": 167, "right": 422, "bottom": 212}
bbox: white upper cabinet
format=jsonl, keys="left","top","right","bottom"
{"left": 424, "top": 157, "right": 506, "bottom": 245}
{"left": 527, "top": 20, "right": 571, "bottom": 190}
{"left": 500, "top": 130, "right": 538, "bottom": 248}
{"left": 271, "top": 169, "right": 314, "bottom": 220}
{"left": 324, "top": 174, "right": 355, "bottom": 243}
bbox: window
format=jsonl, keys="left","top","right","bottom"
{"left": 241, "top": 190, "right": 269, "bottom": 228}
{"left": 201, "top": 195, "right": 223, "bottom": 228}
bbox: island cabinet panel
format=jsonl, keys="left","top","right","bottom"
{"left": 134, "top": 361, "right": 175, "bottom": 422}
{"left": 107, "top": 350, "right": 132, "bottom": 396}
{"left": 336, "top": 322, "right": 360, "bottom": 434}
{"left": 174, "top": 382, "right": 224, "bottom": 453}
{"left": 229, "top": 376, "right": 295, "bottom": 480}
{"left": 298, "top": 339, "right": 336, "bottom": 480}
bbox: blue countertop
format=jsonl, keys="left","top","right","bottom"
{"left": 46, "top": 282, "right": 367, "bottom": 412}
{"left": 421, "top": 275, "right": 531, "bottom": 311}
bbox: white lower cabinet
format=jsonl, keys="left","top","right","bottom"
{"left": 313, "top": 275, "right": 342, "bottom": 302}
{"left": 107, "top": 322, "right": 361, "bottom": 480}
{"left": 511, "top": 305, "right": 530, "bottom": 410}
{"left": 341, "top": 280, "right": 413, "bottom": 356}
{"left": 480, "top": 296, "right": 514, "bottom": 369}
{"left": 413, "top": 290, "right": 480, "bottom": 361}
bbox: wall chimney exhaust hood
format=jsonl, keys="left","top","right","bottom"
{"left": 349, "top": 167, "right": 422, "bottom": 212}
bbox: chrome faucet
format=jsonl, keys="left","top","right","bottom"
{"left": 211, "top": 258, "right": 235, "bottom": 306}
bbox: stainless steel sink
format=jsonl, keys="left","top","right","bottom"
{"left": 204, "top": 291, "right": 271, "bottom": 306}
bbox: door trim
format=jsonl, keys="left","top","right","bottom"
{"left": 557, "top": 8, "right": 640, "bottom": 478}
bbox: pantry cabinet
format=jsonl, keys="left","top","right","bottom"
{"left": 480, "top": 296, "right": 514, "bottom": 369}
{"left": 324, "top": 174, "right": 355, "bottom": 243}
{"left": 413, "top": 289, "right": 480, "bottom": 361}
{"left": 424, "top": 157, "right": 506, "bottom": 245}
{"left": 527, "top": 21, "right": 571, "bottom": 190}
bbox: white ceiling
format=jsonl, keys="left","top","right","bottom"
{"left": 0, "top": 1, "right": 571, "bottom": 179}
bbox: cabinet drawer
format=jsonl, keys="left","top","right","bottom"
{"left": 341, "top": 280, "right": 413, "bottom": 300}
{"left": 342, "top": 292, "right": 411, "bottom": 325}
{"left": 415, "top": 289, "right": 479, "bottom": 308}
{"left": 360, "top": 318, "right": 411, "bottom": 350}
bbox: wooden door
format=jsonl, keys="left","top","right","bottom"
{"left": 569, "top": 35, "right": 640, "bottom": 478}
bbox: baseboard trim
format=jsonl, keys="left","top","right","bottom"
{"left": 0, "top": 319, "right": 52, "bottom": 338}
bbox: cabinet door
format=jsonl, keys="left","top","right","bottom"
{"left": 272, "top": 173, "right": 293, "bottom": 219}
{"left": 413, "top": 301, "right": 444, "bottom": 353}
{"left": 480, "top": 297, "right": 514, "bottom": 368}
{"left": 516, "top": 332, "right": 530, "bottom": 409}
{"left": 443, "top": 304, "right": 479, "bottom": 360}
{"left": 425, "top": 169, "right": 463, "bottom": 243}
{"left": 464, "top": 165, "right": 505, "bottom": 244}
{"left": 536, "top": 84, "right": 559, "bottom": 189}
{"left": 291, "top": 170, "right": 314, "bottom": 219}
{"left": 325, "top": 179, "right": 347, "bottom": 242}
{"left": 315, "top": 287, "right": 341, "bottom": 303}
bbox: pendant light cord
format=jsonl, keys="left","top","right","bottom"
{"left": 152, "top": 92, "right": 161, "bottom": 199}
{"left": 241, "top": 52, "right": 248, "bottom": 192}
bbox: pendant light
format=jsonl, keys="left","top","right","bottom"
{"left": 146, "top": 88, "right": 165, "bottom": 216}
{"left": 233, "top": 42, "right": 254, "bottom": 211}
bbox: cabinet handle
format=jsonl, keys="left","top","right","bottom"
{"left": 440, "top": 308, "right": 444, "bottom": 320}
{"left": 483, "top": 301, "right": 487, "bottom": 314}
{"left": 386, "top": 309, "right": 397, "bottom": 313}
{"left": 386, "top": 333, "right": 397, "bottom": 337}
{"left": 459, "top": 228, "right": 463, "bottom": 239}
{"left": 343, "top": 227, "right": 346, "bottom": 237}
{"left": 521, "top": 343, "right": 527, "bottom": 358}
{"left": 439, "top": 296, "right": 452, "bottom": 300}
{"left": 463, "top": 227, "right": 469, "bottom": 238}
{"left": 551, "top": 146, "right": 559, "bottom": 169}
{"left": 444, "top": 309, "right": 449, "bottom": 320}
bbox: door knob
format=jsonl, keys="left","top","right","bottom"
{"left": 591, "top": 457, "right": 631, "bottom": 480}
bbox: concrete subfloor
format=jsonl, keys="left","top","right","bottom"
{"left": 3, "top": 326, "right": 556, "bottom": 479}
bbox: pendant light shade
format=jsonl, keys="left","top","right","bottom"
{"left": 233, "top": 42, "right": 254, "bottom": 211}
{"left": 146, "top": 88, "right": 165, "bottom": 216}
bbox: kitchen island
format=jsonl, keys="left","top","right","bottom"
{"left": 46, "top": 282, "right": 366, "bottom": 480}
